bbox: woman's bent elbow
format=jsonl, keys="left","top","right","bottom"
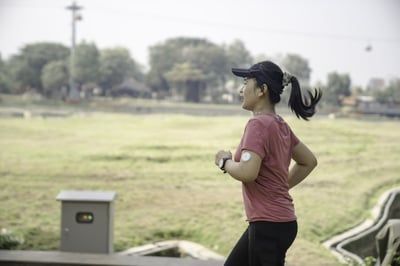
{"left": 311, "top": 157, "right": 318, "bottom": 168}
{"left": 242, "top": 174, "right": 258, "bottom": 183}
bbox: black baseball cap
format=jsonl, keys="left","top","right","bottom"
{"left": 232, "top": 61, "right": 283, "bottom": 88}
{"left": 232, "top": 63, "right": 265, "bottom": 79}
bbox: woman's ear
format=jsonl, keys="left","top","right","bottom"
{"left": 257, "top": 84, "right": 268, "bottom": 97}
{"left": 263, "top": 84, "right": 269, "bottom": 93}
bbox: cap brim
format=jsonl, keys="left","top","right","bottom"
{"left": 231, "top": 68, "right": 252, "bottom": 78}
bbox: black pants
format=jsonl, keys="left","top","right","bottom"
{"left": 224, "top": 220, "right": 297, "bottom": 266}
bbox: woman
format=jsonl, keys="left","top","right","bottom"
{"left": 215, "top": 61, "right": 321, "bottom": 266}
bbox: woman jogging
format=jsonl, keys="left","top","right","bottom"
{"left": 215, "top": 60, "right": 322, "bottom": 266}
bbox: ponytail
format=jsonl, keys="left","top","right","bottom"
{"left": 288, "top": 76, "right": 322, "bottom": 121}
{"left": 235, "top": 60, "right": 322, "bottom": 120}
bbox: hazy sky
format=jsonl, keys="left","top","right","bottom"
{"left": 1, "top": 0, "right": 399, "bottom": 87}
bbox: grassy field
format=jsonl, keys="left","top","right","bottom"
{"left": 1, "top": 110, "right": 400, "bottom": 265}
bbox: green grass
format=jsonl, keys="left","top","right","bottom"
{"left": 0, "top": 112, "right": 400, "bottom": 265}
{"left": 0, "top": 93, "right": 248, "bottom": 114}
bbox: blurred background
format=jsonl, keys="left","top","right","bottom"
{"left": 0, "top": 0, "right": 399, "bottom": 106}
{"left": 0, "top": 0, "right": 399, "bottom": 265}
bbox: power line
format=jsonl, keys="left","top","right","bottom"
{"left": 91, "top": 6, "right": 400, "bottom": 44}
{"left": 1, "top": 3, "right": 399, "bottom": 44}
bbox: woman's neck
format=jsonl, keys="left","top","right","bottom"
{"left": 252, "top": 106, "right": 276, "bottom": 116}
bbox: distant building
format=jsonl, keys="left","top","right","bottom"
{"left": 367, "top": 78, "right": 386, "bottom": 93}
{"left": 110, "top": 78, "right": 152, "bottom": 98}
{"left": 341, "top": 95, "right": 400, "bottom": 117}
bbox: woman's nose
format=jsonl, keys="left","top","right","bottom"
{"left": 238, "top": 85, "right": 244, "bottom": 96}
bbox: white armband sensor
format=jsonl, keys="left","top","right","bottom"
{"left": 241, "top": 151, "right": 252, "bottom": 162}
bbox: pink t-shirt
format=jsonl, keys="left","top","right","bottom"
{"left": 234, "top": 114, "right": 300, "bottom": 222}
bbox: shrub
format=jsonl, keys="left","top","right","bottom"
{"left": 0, "top": 228, "right": 24, "bottom": 249}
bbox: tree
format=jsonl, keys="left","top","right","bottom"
{"left": 225, "top": 40, "right": 254, "bottom": 96}
{"left": 281, "top": 54, "right": 311, "bottom": 83}
{"left": 147, "top": 37, "right": 229, "bottom": 98}
{"left": 324, "top": 72, "right": 351, "bottom": 105}
{"left": 280, "top": 54, "right": 312, "bottom": 104}
{"left": 184, "top": 44, "right": 228, "bottom": 87}
{"left": 225, "top": 39, "right": 253, "bottom": 68}
{"left": 374, "top": 79, "right": 400, "bottom": 103}
{"left": 7, "top": 55, "right": 37, "bottom": 93}
{"left": 41, "top": 60, "right": 69, "bottom": 97}
{"left": 73, "top": 42, "right": 100, "bottom": 85}
{"left": 10, "top": 43, "right": 69, "bottom": 93}
{"left": 98, "top": 47, "right": 142, "bottom": 92}
{"left": 0, "top": 53, "right": 11, "bottom": 93}
{"left": 145, "top": 69, "right": 169, "bottom": 95}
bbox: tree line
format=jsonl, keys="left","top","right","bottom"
{"left": 0, "top": 37, "right": 397, "bottom": 105}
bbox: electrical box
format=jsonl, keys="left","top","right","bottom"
{"left": 56, "top": 190, "right": 117, "bottom": 254}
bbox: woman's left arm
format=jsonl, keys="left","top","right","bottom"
{"left": 215, "top": 150, "right": 262, "bottom": 183}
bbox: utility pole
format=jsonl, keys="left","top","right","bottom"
{"left": 66, "top": 2, "right": 83, "bottom": 102}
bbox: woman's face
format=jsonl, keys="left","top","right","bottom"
{"left": 239, "top": 77, "right": 259, "bottom": 111}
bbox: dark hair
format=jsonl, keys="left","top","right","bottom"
{"left": 255, "top": 61, "right": 322, "bottom": 121}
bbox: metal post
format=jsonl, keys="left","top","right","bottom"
{"left": 66, "top": 2, "right": 83, "bottom": 102}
